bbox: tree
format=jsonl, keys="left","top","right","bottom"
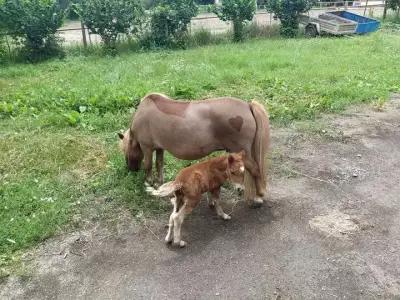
{"left": 76, "top": 0, "right": 144, "bottom": 52}
{"left": 387, "top": 0, "right": 400, "bottom": 18}
{"left": 0, "top": 0, "right": 65, "bottom": 61}
{"left": 149, "top": 0, "right": 198, "bottom": 47}
{"left": 214, "top": 0, "right": 256, "bottom": 42}
{"left": 267, "top": 0, "right": 314, "bottom": 37}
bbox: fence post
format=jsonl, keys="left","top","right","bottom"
{"left": 81, "top": 21, "right": 87, "bottom": 48}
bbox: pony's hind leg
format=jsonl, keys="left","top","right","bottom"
{"left": 156, "top": 149, "right": 164, "bottom": 186}
{"left": 243, "top": 154, "right": 264, "bottom": 206}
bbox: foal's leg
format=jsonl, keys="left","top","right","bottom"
{"left": 173, "top": 199, "right": 194, "bottom": 247}
{"left": 207, "top": 192, "right": 216, "bottom": 208}
{"left": 211, "top": 189, "right": 231, "bottom": 220}
{"left": 165, "top": 197, "right": 177, "bottom": 243}
{"left": 155, "top": 149, "right": 164, "bottom": 185}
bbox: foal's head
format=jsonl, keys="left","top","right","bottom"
{"left": 118, "top": 129, "right": 143, "bottom": 171}
{"left": 227, "top": 151, "right": 245, "bottom": 185}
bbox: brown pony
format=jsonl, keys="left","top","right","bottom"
{"left": 119, "top": 93, "right": 270, "bottom": 206}
{"left": 147, "top": 152, "right": 246, "bottom": 247}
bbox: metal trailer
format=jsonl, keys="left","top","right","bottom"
{"left": 299, "top": 11, "right": 380, "bottom": 37}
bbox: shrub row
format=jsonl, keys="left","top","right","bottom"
{"left": 0, "top": 0, "right": 317, "bottom": 62}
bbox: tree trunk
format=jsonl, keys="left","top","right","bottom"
{"left": 233, "top": 20, "right": 244, "bottom": 42}
{"left": 383, "top": 0, "right": 388, "bottom": 19}
{"left": 81, "top": 21, "right": 87, "bottom": 48}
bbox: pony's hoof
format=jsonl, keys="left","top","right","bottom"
{"left": 249, "top": 197, "right": 263, "bottom": 208}
{"left": 173, "top": 240, "right": 186, "bottom": 248}
{"left": 208, "top": 202, "right": 215, "bottom": 209}
{"left": 254, "top": 197, "right": 264, "bottom": 204}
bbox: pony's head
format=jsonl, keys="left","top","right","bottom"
{"left": 227, "top": 150, "right": 245, "bottom": 185}
{"left": 118, "top": 129, "right": 143, "bottom": 171}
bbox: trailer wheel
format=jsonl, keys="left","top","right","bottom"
{"left": 305, "top": 24, "right": 318, "bottom": 38}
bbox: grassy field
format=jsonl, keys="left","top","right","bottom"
{"left": 1, "top": 31, "right": 400, "bottom": 275}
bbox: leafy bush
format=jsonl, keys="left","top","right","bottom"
{"left": 149, "top": 0, "right": 198, "bottom": 48}
{"left": 214, "top": 0, "right": 256, "bottom": 42}
{"left": 266, "top": 0, "right": 314, "bottom": 37}
{"left": 0, "top": 0, "right": 65, "bottom": 62}
{"left": 76, "top": 0, "right": 144, "bottom": 53}
{"left": 388, "top": 0, "right": 400, "bottom": 11}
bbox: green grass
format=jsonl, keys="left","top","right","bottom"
{"left": 1, "top": 32, "right": 399, "bottom": 122}
{"left": 1, "top": 31, "right": 400, "bottom": 275}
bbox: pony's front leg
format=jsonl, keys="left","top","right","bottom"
{"left": 156, "top": 149, "right": 164, "bottom": 185}
{"left": 142, "top": 146, "right": 154, "bottom": 185}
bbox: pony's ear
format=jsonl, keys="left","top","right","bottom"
{"left": 118, "top": 132, "right": 124, "bottom": 140}
{"left": 239, "top": 150, "right": 246, "bottom": 158}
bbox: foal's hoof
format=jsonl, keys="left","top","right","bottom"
{"left": 223, "top": 214, "right": 231, "bottom": 220}
{"left": 173, "top": 240, "right": 186, "bottom": 248}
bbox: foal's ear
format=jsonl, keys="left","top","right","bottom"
{"left": 118, "top": 132, "right": 124, "bottom": 140}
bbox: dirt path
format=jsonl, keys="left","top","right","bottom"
{"left": 2, "top": 95, "right": 400, "bottom": 299}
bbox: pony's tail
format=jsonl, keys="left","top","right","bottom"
{"left": 146, "top": 181, "right": 181, "bottom": 198}
{"left": 249, "top": 101, "right": 270, "bottom": 196}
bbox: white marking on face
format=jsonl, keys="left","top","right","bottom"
{"left": 240, "top": 166, "right": 245, "bottom": 173}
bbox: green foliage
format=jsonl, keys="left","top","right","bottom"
{"left": 266, "top": 0, "right": 314, "bottom": 37}
{"left": 198, "top": 3, "right": 213, "bottom": 13}
{"left": 149, "top": 0, "right": 198, "bottom": 48}
{"left": 1, "top": 32, "right": 399, "bottom": 124}
{"left": 214, "top": 0, "right": 256, "bottom": 42}
{"left": 0, "top": 35, "right": 7, "bottom": 64}
{"left": 63, "top": 110, "right": 81, "bottom": 125}
{"left": 196, "top": 0, "right": 214, "bottom": 4}
{"left": 76, "top": 0, "right": 144, "bottom": 53}
{"left": 0, "top": 0, "right": 65, "bottom": 62}
{"left": 387, "top": 0, "right": 400, "bottom": 12}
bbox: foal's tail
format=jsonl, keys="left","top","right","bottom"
{"left": 146, "top": 181, "right": 181, "bottom": 197}
{"left": 249, "top": 101, "right": 270, "bottom": 195}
